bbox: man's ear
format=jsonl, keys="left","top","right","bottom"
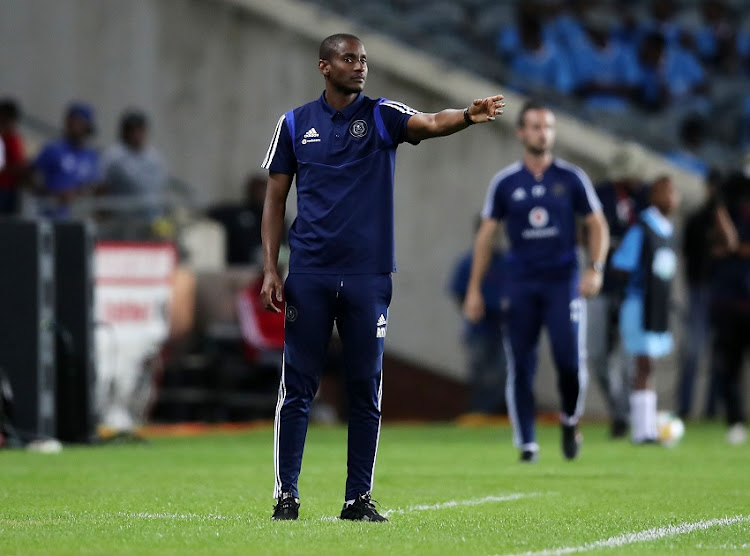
{"left": 318, "top": 59, "right": 328, "bottom": 76}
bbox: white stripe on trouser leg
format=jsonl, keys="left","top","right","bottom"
{"left": 272, "top": 354, "right": 287, "bottom": 498}
{"left": 368, "top": 368, "right": 384, "bottom": 493}
{"left": 573, "top": 297, "right": 589, "bottom": 422}
{"left": 502, "top": 334, "right": 522, "bottom": 448}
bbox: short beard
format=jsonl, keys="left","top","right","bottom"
{"left": 526, "top": 145, "right": 547, "bottom": 156}
{"left": 331, "top": 79, "right": 364, "bottom": 96}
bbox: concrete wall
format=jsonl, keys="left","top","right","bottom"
{"left": 1, "top": 0, "right": 714, "bottom": 417}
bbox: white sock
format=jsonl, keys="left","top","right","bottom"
{"left": 643, "top": 390, "right": 658, "bottom": 440}
{"left": 630, "top": 390, "right": 657, "bottom": 442}
{"left": 345, "top": 499, "right": 355, "bottom": 507}
{"left": 630, "top": 391, "right": 647, "bottom": 442}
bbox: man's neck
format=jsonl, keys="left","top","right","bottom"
{"left": 324, "top": 87, "right": 359, "bottom": 112}
{"left": 523, "top": 152, "right": 553, "bottom": 180}
{"left": 65, "top": 135, "right": 84, "bottom": 148}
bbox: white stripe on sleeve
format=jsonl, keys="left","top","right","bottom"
{"left": 481, "top": 162, "right": 522, "bottom": 219}
{"left": 556, "top": 159, "right": 602, "bottom": 212}
{"left": 380, "top": 100, "right": 421, "bottom": 115}
{"left": 261, "top": 114, "right": 286, "bottom": 169}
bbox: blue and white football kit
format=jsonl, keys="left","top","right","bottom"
{"left": 611, "top": 206, "right": 676, "bottom": 358}
{"left": 610, "top": 206, "right": 676, "bottom": 443}
{"left": 482, "top": 159, "right": 601, "bottom": 453}
{"left": 262, "top": 92, "right": 418, "bottom": 501}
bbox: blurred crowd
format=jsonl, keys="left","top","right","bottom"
{"left": 497, "top": 0, "right": 750, "bottom": 177}
{"left": 0, "top": 97, "right": 173, "bottom": 240}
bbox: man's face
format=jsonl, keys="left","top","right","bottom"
{"left": 65, "top": 114, "right": 90, "bottom": 141}
{"left": 653, "top": 179, "right": 680, "bottom": 215}
{"left": 124, "top": 125, "right": 147, "bottom": 151}
{"left": 516, "top": 108, "right": 556, "bottom": 156}
{"left": 319, "top": 39, "right": 368, "bottom": 94}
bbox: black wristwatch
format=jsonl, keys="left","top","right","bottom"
{"left": 463, "top": 107, "right": 475, "bottom": 126}
{"left": 590, "top": 261, "right": 605, "bottom": 273}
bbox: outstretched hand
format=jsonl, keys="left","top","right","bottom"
{"left": 468, "top": 95, "right": 505, "bottom": 123}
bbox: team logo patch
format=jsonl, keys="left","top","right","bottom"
{"left": 349, "top": 120, "right": 368, "bottom": 138}
{"left": 285, "top": 305, "right": 298, "bottom": 322}
{"left": 532, "top": 184, "right": 546, "bottom": 197}
{"left": 512, "top": 187, "right": 527, "bottom": 201}
{"left": 528, "top": 206, "right": 549, "bottom": 228}
{"left": 553, "top": 183, "right": 566, "bottom": 196}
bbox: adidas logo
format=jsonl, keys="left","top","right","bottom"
{"left": 376, "top": 314, "right": 387, "bottom": 338}
{"left": 303, "top": 128, "right": 319, "bottom": 139}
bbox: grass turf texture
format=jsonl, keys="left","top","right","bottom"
{"left": 1, "top": 423, "right": 748, "bottom": 555}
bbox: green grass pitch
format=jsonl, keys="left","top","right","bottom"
{"left": 1, "top": 422, "right": 748, "bottom": 555}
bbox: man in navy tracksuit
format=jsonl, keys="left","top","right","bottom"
{"left": 464, "top": 100, "right": 609, "bottom": 463}
{"left": 260, "top": 33, "right": 505, "bottom": 521}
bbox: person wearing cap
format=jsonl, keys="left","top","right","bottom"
{"left": 588, "top": 143, "right": 650, "bottom": 438}
{"left": 33, "top": 102, "right": 100, "bottom": 219}
{"left": 101, "top": 108, "right": 168, "bottom": 224}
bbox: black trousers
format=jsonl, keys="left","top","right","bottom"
{"left": 712, "top": 304, "right": 750, "bottom": 426}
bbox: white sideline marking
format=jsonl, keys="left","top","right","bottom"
{"left": 116, "top": 512, "right": 240, "bottom": 522}
{"left": 384, "top": 493, "right": 537, "bottom": 517}
{"left": 115, "top": 493, "right": 538, "bottom": 523}
{"left": 502, "top": 515, "right": 750, "bottom": 556}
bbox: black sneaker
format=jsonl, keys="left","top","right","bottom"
{"left": 562, "top": 424, "right": 582, "bottom": 460}
{"left": 340, "top": 493, "right": 388, "bottom": 522}
{"left": 272, "top": 492, "right": 300, "bottom": 520}
{"left": 519, "top": 449, "right": 539, "bottom": 463}
{"left": 610, "top": 420, "right": 628, "bottom": 439}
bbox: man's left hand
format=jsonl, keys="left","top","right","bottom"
{"left": 468, "top": 95, "right": 505, "bottom": 123}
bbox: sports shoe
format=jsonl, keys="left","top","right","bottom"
{"left": 561, "top": 424, "right": 582, "bottom": 460}
{"left": 271, "top": 492, "right": 300, "bottom": 520}
{"left": 610, "top": 419, "right": 628, "bottom": 439}
{"left": 727, "top": 423, "right": 748, "bottom": 445}
{"left": 340, "top": 493, "right": 388, "bottom": 522}
{"left": 519, "top": 449, "right": 539, "bottom": 463}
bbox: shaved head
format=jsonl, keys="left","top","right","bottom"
{"left": 319, "top": 33, "right": 361, "bottom": 60}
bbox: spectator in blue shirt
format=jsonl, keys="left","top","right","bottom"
{"left": 507, "top": 14, "right": 574, "bottom": 96}
{"left": 638, "top": 0, "right": 683, "bottom": 48}
{"left": 496, "top": 3, "right": 553, "bottom": 61}
{"left": 449, "top": 217, "right": 507, "bottom": 416}
{"left": 666, "top": 114, "right": 711, "bottom": 179}
{"left": 612, "top": 1, "right": 642, "bottom": 54}
{"left": 635, "top": 32, "right": 708, "bottom": 112}
{"left": 572, "top": 21, "right": 640, "bottom": 112}
{"left": 694, "top": 0, "right": 750, "bottom": 74}
{"left": 548, "top": 0, "right": 593, "bottom": 53}
{"left": 261, "top": 33, "right": 505, "bottom": 522}
{"left": 34, "top": 102, "right": 100, "bottom": 219}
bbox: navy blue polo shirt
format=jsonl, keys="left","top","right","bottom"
{"left": 482, "top": 159, "right": 601, "bottom": 280}
{"left": 261, "top": 92, "right": 418, "bottom": 274}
